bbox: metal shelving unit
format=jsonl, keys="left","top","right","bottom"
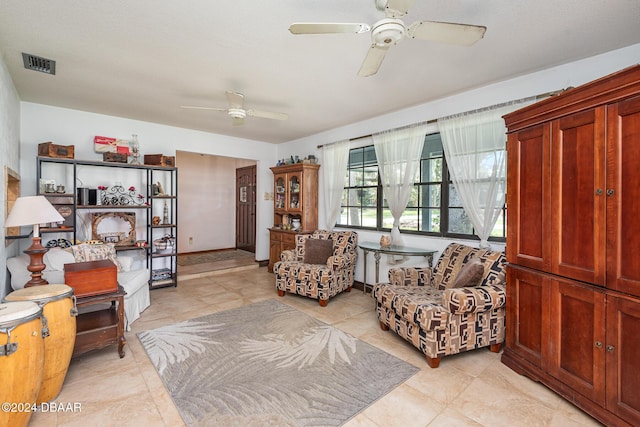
{"left": 36, "top": 156, "right": 178, "bottom": 289}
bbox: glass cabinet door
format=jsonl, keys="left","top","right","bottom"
{"left": 288, "top": 173, "right": 302, "bottom": 211}
{"left": 274, "top": 175, "right": 286, "bottom": 209}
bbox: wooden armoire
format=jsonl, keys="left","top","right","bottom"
{"left": 502, "top": 65, "right": 640, "bottom": 426}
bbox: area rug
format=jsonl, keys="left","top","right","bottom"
{"left": 138, "top": 299, "right": 419, "bottom": 426}
{"left": 177, "top": 249, "right": 254, "bottom": 266}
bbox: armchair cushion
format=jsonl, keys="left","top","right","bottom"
{"left": 304, "top": 238, "right": 334, "bottom": 265}
{"left": 450, "top": 257, "right": 484, "bottom": 288}
{"left": 373, "top": 284, "right": 449, "bottom": 331}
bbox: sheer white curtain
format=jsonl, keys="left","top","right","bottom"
{"left": 373, "top": 123, "right": 427, "bottom": 245}
{"left": 438, "top": 101, "right": 532, "bottom": 248}
{"left": 321, "top": 140, "right": 350, "bottom": 230}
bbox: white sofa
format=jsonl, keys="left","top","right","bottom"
{"left": 7, "top": 247, "right": 150, "bottom": 330}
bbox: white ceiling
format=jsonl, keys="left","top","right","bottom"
{"left": 1, "top": 1, "right": 639, "bottom": 144}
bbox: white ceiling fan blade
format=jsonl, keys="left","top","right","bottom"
{"left": 384, "top": 0, "right": 416, "bottom": 18}
{"left": 226, "top": 91, "right": 245, "bottom": 109}
{"left": 358, "top": 44, "right": 390, "bottom": 77}
{"left": 407, "top": 21, "right": 486, "bottom": 45}
{"left": 247, "top": 109, "right": 288, "bottom": 121}
{"left": 289, "top": 23, "right": 370, "bottom": 34}
{"left": 180, "top": 105, "right": 228, "bottom": 112}
{"left": 232, "top": 116, "right": 245, "bottom": 126}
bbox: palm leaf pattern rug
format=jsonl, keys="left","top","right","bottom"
{"left": 138, "top": 299, "right": 418, "bottom": 426}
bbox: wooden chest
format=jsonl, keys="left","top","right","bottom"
{"left": 64, "top": 260, "right": 118, "bottom": 298}
{"left": 38, "top": 142, "right": 75, "bottom": 159}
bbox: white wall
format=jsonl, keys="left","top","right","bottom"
{"left": 177, "top": 150, "right": 256, "bottom": 253}
{"left": 13, "top": 43, "right": 640, "bottom": 285}
{"left": 19, "top": 104, "right": 277, "bottom": 261}
{"left": 277, "top": 43, "right": 640, "bottom": 285}
{"left": 0, "top": 54, "right": 21, "bottom": 298}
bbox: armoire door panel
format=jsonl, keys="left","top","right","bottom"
{"left": 506, "top": 266, "right": 549, "bottom": 367}
{"left": 551, "top": 108, "right": 607, "bottom": 285}
{"left": 606, "top": 295, "right": 640, "bottom": 425}
{"left": 607, "top": 96, "right": 640, "bottom": 295}
{"left": 549, "top": 279, "right": 606, "bottom": 405}
{"left": 506, "top": 125, "right": 551, "bottom": 270}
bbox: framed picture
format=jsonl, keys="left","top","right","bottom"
{"left": 91, "top": 212, "right": 136, "bottom": 246}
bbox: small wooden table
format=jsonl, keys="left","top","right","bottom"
{"left": 358, "top": 242, "right": 438, "bottom": 294}
{"left": 73, "top": 285, "right": 126, "bottom": 358}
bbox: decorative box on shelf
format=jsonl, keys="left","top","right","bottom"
{"left": 38, "top": 142, "right": 75, "bottom": 159}
{"left": 144, "top": 154, "right": 175, "bottom": 167}
{"left": 102, "top": 152, "right": 128, "bottom": 163}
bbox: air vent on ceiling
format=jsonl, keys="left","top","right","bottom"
{"left": 22, "top": 53, "right": 56, "bottom": 75}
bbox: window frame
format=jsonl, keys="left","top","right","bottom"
{"left": 336, "top": 133, "right": 506, "bottom": 243}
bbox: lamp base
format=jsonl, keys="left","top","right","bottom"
{"left": 24, "top": 237, "right": 49, "bottom": 287}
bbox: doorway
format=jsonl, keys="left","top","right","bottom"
{"left": 236, "top": 165, "right": 256, "bottom": 253}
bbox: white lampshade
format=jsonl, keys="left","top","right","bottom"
{"left": 5, "top": 196, "right": 64, "bottom": 229}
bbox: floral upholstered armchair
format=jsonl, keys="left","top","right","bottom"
{"left": 274, "top": 230, "right": 358, "bottom": 306}
{"left": 372, "top": 243, "right": 506, "bottom": 368}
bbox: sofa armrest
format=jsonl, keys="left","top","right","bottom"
{"left": 280, "top": 249, "right": 296, "bottom": 262}
{"left": 443, "top": 283, "right": 506, "bottom": 315}
{"left": 388, "top": 267, "right": 433, "bottom": 287}
{"left": 327, "top": 252, "right": 356, "bottom": 270}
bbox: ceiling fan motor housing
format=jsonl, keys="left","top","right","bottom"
{"left": 371, "top": 18, "right": 405, "bottom": 46}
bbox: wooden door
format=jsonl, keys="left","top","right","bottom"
{"left": 506, "top": 124, "right": 551, "bottom": 270}
{"left": 606, "top": 295, "right": 640, "bottom": 425}
{"left": 550, "top": 107, "right": 607, "bottom": 285}
{"left": 606, "top": 95, "right": 640, "bottom": 295}
{"left": 236, "top": 165, "right": 256, "bottom": 253}
{"left": 505, "top": 265, "right": 550, "bottom": 368}
{"left": 548, "top": 278, "right": 606, "bottom": 405}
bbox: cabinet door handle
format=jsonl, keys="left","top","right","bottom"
{"left": 595, "top": 341, "right": 603, "bottom": 348}
{"left": 606, "top": 345, "right": 615, "bottom": 352}
{"left": 595, "top": 189, "right": 603, "bottom": 196}
{"left": 606, "top": 189, "right": 615, "bottom": 196}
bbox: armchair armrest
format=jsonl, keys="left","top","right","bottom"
{"left": 443, "top": 283, "right": 506, "bottom": 315}
{"left": 280, "top": 249, "right": 296, "bottom": 262}
{"left": 388, "top": 267, "right": 434, "bottom": 287}
{"left": 327, "top": 252, "right": 356, "bottom": 270}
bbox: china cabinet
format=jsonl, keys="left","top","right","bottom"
{"left": 268, "top": 163, "right": 319, "bottom": 272}
{"left": 503, "top": 65, "right": 640, "bottom": 427}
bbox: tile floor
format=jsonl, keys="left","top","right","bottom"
{"left": 27, "top": 266, "right": 602, "bottom": 427}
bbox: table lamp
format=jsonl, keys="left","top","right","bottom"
{"left": 4, "top": 195, "right": 64, "bottom": 287}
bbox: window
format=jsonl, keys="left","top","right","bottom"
{"left": 337, "top": 133, "right": 506, "bottom": 241}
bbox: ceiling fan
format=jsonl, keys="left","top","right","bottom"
{"left": 181, "top": 91, "right": 288, "bottom": 126}
{"left": 289, "top": 0, "right": 487, "bottom": 77}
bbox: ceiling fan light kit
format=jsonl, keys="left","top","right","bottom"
{"left": 289, "top": 0, "right": 486, "bottom": 76}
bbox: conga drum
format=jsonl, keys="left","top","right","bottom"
{"left": 4, "top": 284, "right": 77, "bottom": 404}
{"left": 0, "top": 301, "right": 44, "bottom": 427}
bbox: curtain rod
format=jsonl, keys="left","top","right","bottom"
{"left": 316, "top": 88, "right": 567, "bottom": 149}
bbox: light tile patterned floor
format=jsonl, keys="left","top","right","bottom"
{"left": 28, "top": 267, "right": 602, "bottom": 426}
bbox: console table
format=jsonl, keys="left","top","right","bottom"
{"left": 73, "top": 285, "right": 126, "bottom": 358}
{"left": 358, "top": 242, "right": 438, "bottom": 293}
